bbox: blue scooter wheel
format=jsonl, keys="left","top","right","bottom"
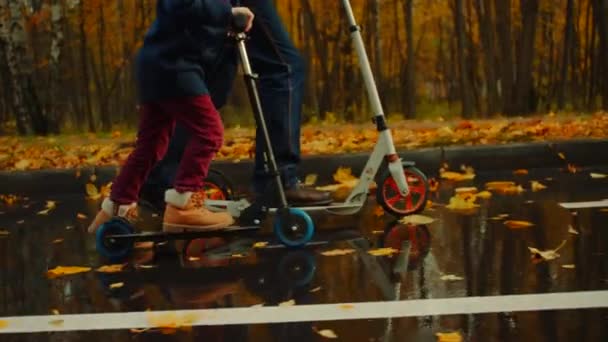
{"left": 95, "top": 218, "right": 135, "bottom": 261}
{"left": 274, "top": 208, "right": 315, "bottom": 248}
{"left": 278, "top": 250, "right": 317, "bottom": 288}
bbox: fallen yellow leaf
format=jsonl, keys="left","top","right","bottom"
{"left": 373, "top": 206, "right": 384, "bottom": 217}
{"left": 513, "top": 169, "right": 529, "bottom": 175}
{"left": 86, "top": 183, "right": 101, "bottom": 200}
{"left": 253, "top": 242, "right": 269, "bottom": 248}
{"left": 310, "top": 286, "right": 322, "bottom": 293}
{"left": 37, "top": 200, "right": 57, "bottom": 215}
{"left": 0, "top": 230, "right": 9, "bottom": 237}
{"left": 321, "top": 249, "right": 355, "bottom": 256}
{"left": 558, "top": 152, "right": 566, "bottom": 160}
{"left": 304, "top": 174, "right": 318, "bottom": 186}
{"left": 90, "top": 174, "right": 97, "bottom": 182}
{"left": 96, "top": 264, "right": 126, "bottom": 273}
{"left": 440, "top": 274, "right": 464, "bottom": 281}
{"left": 46, "top": 266, "right": 92, "bottom": 279}
{"left": 489, "top": 214, "right": 509, "bottom": 221}
{"left": 52, "top": 309, "right": 60, "bottom": 315}
{"left": 440, "top": 171, "right": 475, "bottom": 181}
{"left": 339, "top": 304, "right": 355, "bottom": 310}
{"left": 52, "top": 238, "right": 64, "bottom": 244}
{"left": 590, "top": 173, "right": 607, "bottom": 179}
{"left": 436, "top": 331, "right": 463, "bottom": 342}
{"left": 279, "top": 299, "right": 296, "bottom": 306}
{"left": 531, "top": 180, "right": 547, "bottom": 192}
{"left": 455, "top": 186, "right": 478, "bottom": 194}
{"left": 14, "top": 159, "right": 31, "bottom": 170}
{"left": 567, "top": 164, "right": 579, "bottom": 174}
{"left": 485, "top": 181, "right": 516, "bottom": 190}
{"left": 528, "top": 240, "right": 567, "bottom": 262}
{"left": 146, "top": 312, "right": 198, "bottom": 335}
{"left": 315, "top": 328, "right": 338, "bottom": 339}
{"left": 399, "top": 214, "right": 436, "bottom": 225}
{"left": 561, "top": 264, "right": 576, "bottom": 269}
{"left": 568, "top": 225, "right": 579, "bottom": 235}
{"left": 109, "top": 282, "right": 124, "bottom": 289}
{"left": 76, "top": 213, "right": 87, "bottom": 219}
{"left": 476, "top": 191, "right": 492, "bottom": 199}
{"left": 0, "top": 320, "right": 7, "bottom": 329}
{"left": 504, "top": 220, "right": 534, "bottom": 229}
{"left": 368, "top": 248, "right": 399, "bottom": 256}
{"left": 49, "top": 319, "right": 64, "bottom": 326}
{"left": 446, "top": 195, "right": 479, "bottom": 211}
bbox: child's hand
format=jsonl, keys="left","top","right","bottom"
{"left": 231, "top": 7, "right": 255, "bottom": 32}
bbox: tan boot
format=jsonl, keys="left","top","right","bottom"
{"left": 87, "top": 198, "right": 138, "bottom": 234}
{"left": 163, "top": 189, "right": 234, "bottom": 233}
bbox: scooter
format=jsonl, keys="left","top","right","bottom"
{"left": 204, "top": 0, "right": 429, "bottom": 221}
{"left": 94, "top": 15, "right": 316, "bottom": 261}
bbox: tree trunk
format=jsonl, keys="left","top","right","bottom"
{"left": 558, "top": 0, "right": 575, "bottom": 110}
{"left": 494, "top": 0, "right": 515, "bottom": 115}
{"left": 2, "top": 1, "right": 32, "bottom": 135}
{"left": 79, "top": 1, "right": 94, "bottom": 132}
{"left": 403, "top": 0, "right": 416, "bottom": 118}
{"left": 474, "top": 0, "right": 498, "bottom": 116}
{"left": 48, "top": 0, "right": 65, "bottom": 134}
{"left": 453, "top": 0, "right": 474, "bottom": 118}
{"left": 513, "top": 0, "right": 540, "bottom": 114}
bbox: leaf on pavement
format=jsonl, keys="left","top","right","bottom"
{"left": 513, "top": 169, "right": 529, "bottom": 175}
{"left": 567, "top": 164, "right": 579, "bottom": 174}
{"left": 49, "top": 319, "right": 64, "bottom": 326}
{"left": 558, "top": 152, "right": 566, "bottom": 160}
{"left": 455, "top": 187, "right": 477, "bottom": 194}
{"left": 489, "top": 214, "right": 509, "bottom": 221}
{"left": 368, "top": 247, "right": 399, "bottom": 256}
{"left": 146, "top": 312, "right": 198, "bottom": 335}
{"left": 446, "top": 194, "right": 479, "bottom": 212}
{"left": 96, "top": 264, "right": 126, "bottom": 273}
{"left": 399, "top": 214, "right": 436, "bottom": 225}
{"left": 440, "top": 171, "right": 475, "bottom": 181}
{"left": 321, "top": 249, "right": 355, "bottom": 256}
{"left": 531, "top": 180, "right": 547, "bottom": 192}
{"left": 504, "top": 220, "right": 534, "bottom": 229}
{"left": 561, "top": 264, "right": 576, "bottom": 269}
{"left": 373, "top": 205, "right": 384, "bottom": 217}
{"left": 0, "top": 230, "right": 9, "bottom": 237}
{"left": 436, "top": 331, "right": 463, "bottom": 342}
{"left": 310, "top": 286, "right": 322, "bottom": 293}
{"left": 476, "top": 191, "right": 492, "bottom": 199}
{"left": 46, "top": 266, "right": 92, "bottom": 279}
{"left": 528, "top": 240, "right": 567, "bottom": 263}
{"left": 314, "top": 328, "right": 338, "bottom": 339}
{"left": 568, "top": 225, "right": 579, "bottom": 235}
{"left": 76, "top": 213, "right": 87, "bottom": 219}
{"left": 304, "top": 174, "right": 318, "bottom": 186}
{"left": 279, "top": 299, "right": 295, "bottom": 307}
{"left": 253, "top": 241, "right": 269, "bottom": 248}
{"left": 109, "top": 282, "right": 124, "bottom": 289}
{"left": 14, "top": 159, "right": 31, "bottom": 170}
{"left": 37, "top": 200, "right": 57, "bottom": 215}
{"left": 590, "top": 173, "right": 607, "bottom": 179}
{"left": 52, "top": 238, "right": 64, "bottom": 244}
{"left": 0, "top": 320, "right": 7, "bottom": 329}
{"left": 440, "top": 274, "right": 464, "bottom": 281}
{"left": 86, "top": 183, "right": 101, "bottom": 200}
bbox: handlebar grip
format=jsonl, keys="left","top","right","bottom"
{"left": 232, "top": 13, "right": 249, "bottom": 33}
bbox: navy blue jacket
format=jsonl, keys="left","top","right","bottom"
{"left": 135, "top": 0, "right": 234, "bottom": 103}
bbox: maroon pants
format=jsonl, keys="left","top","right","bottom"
{"left": 111, "top": 95, "right": 223, "bottom": 205}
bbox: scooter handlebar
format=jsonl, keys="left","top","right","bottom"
{"left": 232, "top": 13, "right": 249, "bottom": 34}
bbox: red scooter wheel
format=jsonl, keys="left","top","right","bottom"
{"left": 377, "top": 165, "right": 428, "bottom": 217}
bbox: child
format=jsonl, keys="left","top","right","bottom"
{"left": 88, "top": 1, "right": 255, "bottom": 233}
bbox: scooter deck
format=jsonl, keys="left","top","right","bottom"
{"left": 106, "top": 225, "right": 261, "bottom": 243}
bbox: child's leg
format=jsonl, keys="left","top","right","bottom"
{"left": 159, "top": 95, "right": 234, "bottom": 232}
{"left": 88, "top": 103, "right": 174, "bottom": 233}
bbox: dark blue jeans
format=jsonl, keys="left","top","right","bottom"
{"left": 144, "top": 0, "right": 305, "bottom": 195}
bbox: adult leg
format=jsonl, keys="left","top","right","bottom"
{"left": 243, "top": 0, "right": 330, "bottom": 205}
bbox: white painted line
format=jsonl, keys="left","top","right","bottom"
{"left": 559, "top": 199, "right": 608, "bottom": 209}
{"left": 0, "top": 291, "right": 606, "bottom": 334}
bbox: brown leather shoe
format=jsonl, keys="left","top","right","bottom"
{"left": 285, "top": 183, "right": 332, "bottom": 206}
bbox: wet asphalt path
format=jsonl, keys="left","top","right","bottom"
{"left": 0, "top": 165, "right": 607, "bottom": 341}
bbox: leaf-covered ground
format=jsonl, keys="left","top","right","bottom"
{"left": 0, "top": 113, "right": 606, "bottom": 171}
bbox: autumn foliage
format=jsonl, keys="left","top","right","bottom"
{"left": 0, "top": 113, "right": 606, "bottom": 171}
